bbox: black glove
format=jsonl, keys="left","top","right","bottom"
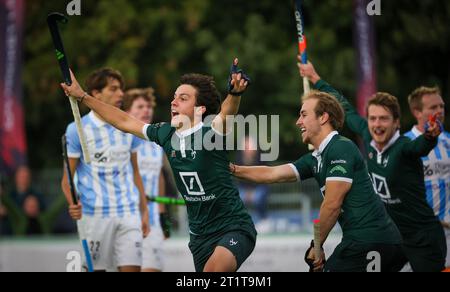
{"left": 304, "top": 240, "right": 325, "bottom": 272}
{"left": 227, "top": 59, "right": 251, "bottom": 96}
{"left": 160, "top": 212, "right": 171, "bottom": 238}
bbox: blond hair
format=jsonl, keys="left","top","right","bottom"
{"left": 122, "top": 87, "right": 156, "bottom": 111}
{"left": 303, "top": 90, "right": 345, "bottom": 130}
{"left": 408, "top": 86, "right": 441, "bottom": 112}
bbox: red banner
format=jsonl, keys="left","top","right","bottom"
{"left": 353, "top": 0, "right": 377, "bottom": 117}
{"left": 0, "top": 0, "right": 26, "bottom": 175}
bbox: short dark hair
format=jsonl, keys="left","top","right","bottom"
{"left": 367, "top": 92, "right": 401, "bottom": 120}
{"left": 180, "top": 74, "right": 221, "bottom": 119}
{"left": 85, "top": 68, "right": 125, "bottom": 95}
{"left": 122, "top": 87, "right": 156, "bottom": 112}
{"left": 408, "top": 86, "right": 441, "bottom": 112}
{"left": 303, "top": 90, "right": 345, "bottom": 130}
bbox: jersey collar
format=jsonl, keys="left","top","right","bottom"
{"left": 175, "top": 122, "right": 204, "bottom": 138}
{"left": 88, "top": 111, "right": 107, "bottom": 127}
{"left": 412, "top": 125, "right": 446, "bottom": 139}
{"left": 411, "top": 126, "right": 422, "bottom": 138}
{"left": 370, "top": 130, "right": 400, "bottom": 155}
{"left": 312, "top": 131, "right": 339, "bottom": 158}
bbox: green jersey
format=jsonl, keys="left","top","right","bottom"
{"left": 314, "top": 80, "right": 440, "bottom": 234}
{"left": 290, "top": 132, "right": 402, "bottom": 244}
{"left": 143, "top": 122, "right": 256, "bottom": 238}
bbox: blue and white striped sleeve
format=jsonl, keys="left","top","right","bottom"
{"left": 66, "top": 123, "right": 81, "bottom": 158}
{"left": 131, "top": 135, "right": 143, "bottom": 153}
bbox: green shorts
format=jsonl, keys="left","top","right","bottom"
{"left": 189, "top": 228, "right": 256, "bottom": 272}
{"left": 402, "top": 223, "right": 447, "bottom": 272}
{"left": 324, "top": 241, "right": 405, "bottom": 272}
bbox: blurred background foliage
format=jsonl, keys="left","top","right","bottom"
{"left": 23, "top": 0, "right": 449, "bottom": 169}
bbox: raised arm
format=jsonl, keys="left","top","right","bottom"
{"left": 403, "top": 119, "right": 441, "bottom": 158}
{"left": 213, "top": 58, "right": 250, "bottom": 134}
{"left": 231, "top": 164, "right": 298, "bottom": 184}
{"left": 299, "top": 61, "right": 370, "bottom": 139}
{"left": 60, "top": 70, "right": 146, "bottom": 139}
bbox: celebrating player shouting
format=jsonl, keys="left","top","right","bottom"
{"left": 60, "top": 59, "right": 257, "bottom": 272}
{"left": 299, "top": 61, "right": 447, "bottom": 272}
{"left": 231, "top": 90, "right": 403, "bottom": 272}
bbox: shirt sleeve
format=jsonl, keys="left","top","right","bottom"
{"left": 323, "top": 142, "right": 356, "bottom": 184}
{"left": 290, "top": 154, "right": 314, "bottom": 182}
{"left": 211, "top": 116, "right": 233, "bottom": 137}
{"left": 402, "top": 134, "right": 438, "bottom": 159}
{"left": 131, "top": 135, "right": 143, "bottom": 153}
{"left": 142, "top": 123, "right": 173, "bottom": 146}
{"left": 65, "top": 123, "right": 81, "bottom": 158}
{"left": 314, "top": 79, "right": 371, "bottom": 142}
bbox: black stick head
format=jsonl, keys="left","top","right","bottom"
{"left": 47, "top": 12, "right": 68, "bottom": 25}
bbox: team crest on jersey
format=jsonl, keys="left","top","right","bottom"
{"left": 368, "top": 152, "right": 374, "bottom": 160}
{"left": 382, "top": 157, "right": 389, "bottom": 167}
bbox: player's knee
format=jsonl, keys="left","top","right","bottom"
{"left": 203, "top": 256, "right": 237, "bottom": 272}
{"left": 203, "top": 262, "right": 236, "bottom": 272}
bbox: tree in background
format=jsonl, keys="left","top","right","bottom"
{"left": 23, "top": 0, "right": 449, "bottom": 170}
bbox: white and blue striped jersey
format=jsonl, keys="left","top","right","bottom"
{"left": 66, "top": 111, "right": 143, "bottom": 218}
{"left": 138, "top": 141, "right": 164, "bottom": 227}
{"left": 405, "top": 127, "right": 450, "bottom": 223}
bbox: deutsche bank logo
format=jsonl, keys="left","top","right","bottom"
{"left": 179, "top": 172, "right": 206, "bottom": 196}
{"left": 371, "top": 173, "right": 391, "bottom": 200}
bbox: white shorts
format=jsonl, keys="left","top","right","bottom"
{"left": 80, "top": 214, "right": 143, "bottom": 271}
{"left": 142, "top": 224, "right": 165, "bottom": 271}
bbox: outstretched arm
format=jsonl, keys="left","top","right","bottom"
{"left": 60, "top": 71, "right": 146, "bottom": 139}
{"left": 403, "top": 118, "right": 441, "bottom": 158}
{"left": 298, "top": 60, "right": 370, "bottom": 139}
{"left": 231, "top": 164, "right": 298, "bottom": 184}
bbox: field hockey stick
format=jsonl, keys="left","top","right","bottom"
{"left": 62, "top": 135, "right": 94, "bottom": 272}
{"left": 147, "top": 196, "right": 186, "bottom": 206}
{"left": 48, "top": 13, "right": 91, "bottom": 163}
